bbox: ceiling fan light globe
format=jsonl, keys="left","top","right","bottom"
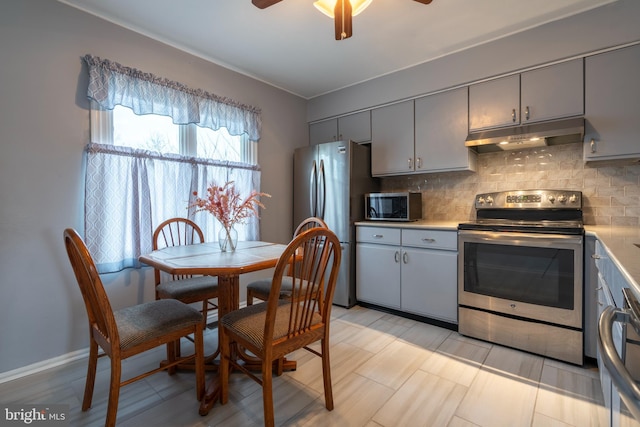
{"left": 313, "top": 0, "right": 373, "bottom": 18}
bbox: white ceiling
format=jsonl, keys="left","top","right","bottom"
{"left": 60, "top": 0, "right": 616, "bottom": 99}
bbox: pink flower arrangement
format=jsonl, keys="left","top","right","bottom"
{"left": 189, "top": 181, "right": 271, "bottom": 231}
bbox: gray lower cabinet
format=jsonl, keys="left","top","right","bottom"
{"left": 355, "top": 225, "right": 458, "bottom": 323}
{"left": 593, "top": 239, "right": 640, "bottom": 427}
{"left": 584, "top": 44, "right": 640, "bottom": 161}
{"left": 356, "top": 227, "right": 402, "bottom": 309}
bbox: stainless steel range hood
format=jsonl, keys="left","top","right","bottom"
{"left": 465, "top": 117, "right": 585, "bottom": 153}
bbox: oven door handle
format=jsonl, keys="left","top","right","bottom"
{"left": 458, "top": 230, "right": 582, "bottom": 245}
{"left": 598, "top": 305, "right": 640, "bottom": 422}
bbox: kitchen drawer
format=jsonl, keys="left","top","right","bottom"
{"left": 401, "top": 229, "right": 457, "bottom": 251}
{"left": 356, "top": 226, "right": 401, "bottom": 245}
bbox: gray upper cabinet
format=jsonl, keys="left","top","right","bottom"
{"left": 469, "top": 59, "right": 584, "bottom": 132}
{"left": 415, "top": 87, "right": 476, "bottom": 173}
{"left": 371, "top": 100, "right": 415, "bottom": 176}
{"left": 469, "top": 74, "right": 520, "bottom": 131}
{"left": 309, "top": 110, "right": 372, "bottom": 145}
{"left": 520, "top": 59, "right": 584, "bottom": 124}
{"left": 338, "top": 111, "right": 371, "bottom": 143}
{"left": 309, "top": 119, "right": 337, "bottom": 145}
{"left": 584, "top": 44, "right": 640, "bottom": 161}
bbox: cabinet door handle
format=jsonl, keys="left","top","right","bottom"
{"left": 512, "top": 108, "right": 517, "bottom": 122}
{"left": 394, "top": 251, "right": 400, "bottom": 263}
{"left": 408, "top": 158, "right": 413, "bottom": 170}
{"left": 525, "top": 106, "right": 530, "bottom": 121}
{"left": 591, "top": 254, "right": 601, "bottom": 259}
{"left": 416, "top": 157, "right": 422, "bottom": 169}
{"left": 372, "top": 234, "right": 384, "bottom": 238}
{"left": 590, "top": 138, "right": 597, "bottom": 153}
{"left": 402, "top": 252, "right": 408, "bottom": 264}
{"left": 422, "top": 238, "right": 436, "bottom": 243}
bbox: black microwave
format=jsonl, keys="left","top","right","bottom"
{"left": 364, "top": 192, "right": 422, "bottom": 221}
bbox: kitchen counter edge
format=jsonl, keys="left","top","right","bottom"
{"left": 354, "top": 220, "right": 459, "bottom": 230}
{"left": 585, "top": 225, "right": 640, "bottom": 297}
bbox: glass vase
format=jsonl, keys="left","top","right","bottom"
{"left": 218, "top": 226, "right": 238, "bottom": 252}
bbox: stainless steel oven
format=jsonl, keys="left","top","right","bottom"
{"left": 458, "top": 190, "right": 584, "bottom": 365}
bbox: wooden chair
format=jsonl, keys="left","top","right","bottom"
{"left": 63, "top": 228, "right": 205, "bottom": 427}
{"left": 246, "top": 217, "right": 328, "bottom": 305}
{"left": 153, "top": 218, "right": 219, "bottom": 358}
{"left": 219, "top": 227, "right": 342, "bottom": 427}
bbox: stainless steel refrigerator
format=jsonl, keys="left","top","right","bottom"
{"left": 293, "top": 140, "right": 379, "bottom": 307}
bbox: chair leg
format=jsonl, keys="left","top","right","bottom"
{"left": 82, "top": 340, "right": 99, "bottom": 411}
{"left": 262, "top": 358, "right": 275, "bottom": 427}
{"left": 202, "top": 299, "right": 209, "bottom": 326}
{"left": 166, "top": 340, "right": 177, "bottom": 375}
{"left": 194, "top": 323, "right": 205, "bottom": 400}
{"left": 219, "top": 327, "right": 230, "bottom": 404}
{"left": 275, "top": 357, "right": 284, "bottom": 376}
{"left": 246, "top": 290, "right": 253, "bottom": 306}
{"left": 106, "top": 357, "right": 122, "bottom": 427}
{"left": 321, "top": 338, "right": 334, "bottom": 411}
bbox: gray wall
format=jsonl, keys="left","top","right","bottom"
{"left": 0, "top": 0, "right": 307, "bottom": 375}
{"left": 308, "top": 0, "right": 640, "bottom": 122}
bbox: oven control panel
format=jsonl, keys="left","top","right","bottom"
{"left": 475, "top": 190, "right": 582, "bottom": 209}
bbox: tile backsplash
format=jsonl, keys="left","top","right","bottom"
{"left": 380, "top": 143, "right": 640, "bottom": 226}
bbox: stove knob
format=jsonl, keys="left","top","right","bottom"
{"left": 548, "top": 195, "right": 556, "bottom": 203}
{"left": 558, "top": 195, "right": 568, "bottom": 203}
{"left": 477, "top": 197, "right": 485, "bottom": 205}
{"left": 569, "top": 194, "right": 578, "bottom": 203}
{"left": 486, "top": 196, "right": 494, "bottom": 205}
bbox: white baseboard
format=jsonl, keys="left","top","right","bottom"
{"left": 0, "top": 304, "right": 246, "bottom": 385}
{"left": 0, "top": 348, "right": 89, "bottom": 385}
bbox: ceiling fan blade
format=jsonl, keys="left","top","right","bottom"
{"left": 414, "top": 0, "right": 434, "bottom": 4}
{"left": 252, "top": 0, "right": 283, "bottom": 9}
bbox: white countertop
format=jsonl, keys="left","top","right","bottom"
{"left": 356, "top": 220, "right": 640, "bottom": 295}
{"left": 586, "top": 225, "right": 640, "bottom": 295}
{"left": 355, "top": 220, "right": 459, "bottom": 230}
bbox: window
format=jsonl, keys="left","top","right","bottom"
{"left": 83, "top": 55, "right": 263, "bottom": 273}
{"left": 93, "top": 104, "right": 256, "bottom": 165}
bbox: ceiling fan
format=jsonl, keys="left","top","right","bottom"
{"left": 252, "top": 0, "right": 434, "bottom": 41}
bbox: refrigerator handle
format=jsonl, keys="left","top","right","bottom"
{"left": 318, "top": 159, "right": 326, "bottom": 219}
{"left": 310, "top": 160, "right": 317, "bottom": 216}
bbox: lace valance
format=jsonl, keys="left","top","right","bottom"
{"left": 83, "top": 54, "right": 262, "bottom": 141}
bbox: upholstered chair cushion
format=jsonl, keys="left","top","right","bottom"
{"left": 114, "top": 299, "right": 202, "bottom": 350}
{"left": 156, "top": 276, "right": 218, "bottom": 301}
{"left": 246, "top": 276, "right": 294, "bottom": 300}
{"left": 221, "top": 301, "right": 322, "bottom": 350}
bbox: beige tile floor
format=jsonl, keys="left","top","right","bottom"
{"left": 0, "top": 305, "right": 608, "bottom": 426}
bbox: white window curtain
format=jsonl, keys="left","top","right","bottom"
{"left": 83, "top": 55, "right": 262, "bottom": 140}
{"left": 83, "top": 55, "right": 263, "bottom": 273}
